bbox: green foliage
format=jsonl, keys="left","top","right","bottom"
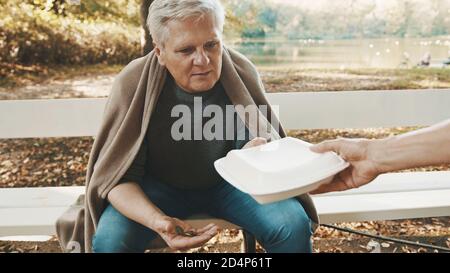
{"left": 24, "top": 0, "right": 140, "bottom": 25}
{"left": 258, "top": 7, "right": 277, "bottom": 31}
{"left": 0, "top": 0, "right": 141, "bottom": 67}
{"left": 224, "top": 0, "right": 450, "bottom": 40}
{"left": 223, "top": 0, "right": 269, "bottom": 38}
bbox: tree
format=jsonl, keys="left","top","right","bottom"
{"left": 258, "top": 7, "right": 278, "bottom": 32}
{"left": 140, "top": 0, "right": 154, "bottom": 55}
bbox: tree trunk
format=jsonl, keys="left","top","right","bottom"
{"left": 140, "top": 0, "right": 154, "bottom": 55}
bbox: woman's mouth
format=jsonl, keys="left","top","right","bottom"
{"left": 191, "top": 71, "right": 211, "bottom": 77}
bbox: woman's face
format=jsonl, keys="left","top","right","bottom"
{"left": 154, "top": 14, "right": 223, "bottom": 93}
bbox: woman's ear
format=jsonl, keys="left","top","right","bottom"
{"left": 154, "top": 45, "right": 166, "bottom": 66}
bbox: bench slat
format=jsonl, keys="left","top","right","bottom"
{"left": 267, "top": 90, "right": 450, "bottom": 129}
{"left": 0, "top": 186, "right": 85, "bottom": 208}
{"left": 2, "top": 90, "right": 450, "bottom": 138}
{"left": 1, "top": 172, "right": 448, "bottom": 208}
{"left": 0, "top": 207, "right": 68, "bottom": 235}
{"left": 318, "top": 171, "right": 450, "bottom": 197}
{"left": 315, "top": 189, "right": 450, "bottom": 223}
{"left": 1, "top": 171, "right": 449, "bottom": 236}
{"left": 0, "top": 99, "right": 106, "bottom": 138}
{"left": 1, "top": 189, "right": 449, "bottom": 236}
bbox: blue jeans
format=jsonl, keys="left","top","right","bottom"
{"left": 92, "top": 173, "right": 313, "bottom": 253}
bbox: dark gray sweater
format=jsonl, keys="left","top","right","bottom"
{"left": 119, "top": 75, "right": 250, "bottom": 189}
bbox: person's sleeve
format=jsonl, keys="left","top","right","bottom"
{"left": 118, "top": 137, "right": 148, "bottom": 184}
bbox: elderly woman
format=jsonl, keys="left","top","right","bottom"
{"left": 56, "top": 0, "right": 318, "bottom": 253}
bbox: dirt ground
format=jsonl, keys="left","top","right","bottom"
{"left": 1, "top": 67, "right": 449, "bottom": 100}
{"left": 1, "top": 217, "right": 449, "bottom": 253}
{"left": 1, "top": 132, "right": 449, "bottom": 253}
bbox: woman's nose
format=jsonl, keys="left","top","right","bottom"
{"left": 193, "top": 50, "right": 209, "bottom": 66}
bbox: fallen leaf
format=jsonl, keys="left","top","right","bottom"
{"left": 1, "top": 160, "right": 13, "bottom": 167}
{"left": 367, "top": 240, "right": 381, "bottom": 253}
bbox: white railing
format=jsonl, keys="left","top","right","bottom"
{"left": 1, "top": 89, "right": 450, "bottom": 139}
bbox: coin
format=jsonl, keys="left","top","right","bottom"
{"left": 175, "top": 225, "right": 197, "bottom": 237}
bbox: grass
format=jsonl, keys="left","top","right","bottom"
{"left": 260, "top": 67, "right": 450, "bottom": 92}
{"left": 344, "top": 68, "right": 450, "bottom": 84}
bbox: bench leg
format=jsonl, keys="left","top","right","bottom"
{"left": 241, "top": 229, "right": 256, "bottom": 253}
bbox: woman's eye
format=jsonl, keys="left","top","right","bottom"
{"left": 180, "top": 48, "right": 193, "bottom": 54}
{"left": 205, "top": 42, "right": 217, "bottom": 49}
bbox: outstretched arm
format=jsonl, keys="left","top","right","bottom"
{"left": 309, "top": 119, "right": 450, "bottom": 194}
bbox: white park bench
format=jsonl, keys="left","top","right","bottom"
{"left": 1, "top": 89, "right": 450, "bottom": 252}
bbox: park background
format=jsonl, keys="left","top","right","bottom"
{"left": 0, "top": 0, "right": 449, "bottom": 253}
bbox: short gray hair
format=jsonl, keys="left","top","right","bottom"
{"left": 147, "top": 0, "right": 225, "bottom": 46}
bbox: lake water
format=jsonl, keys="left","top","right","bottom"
{"left": 227, "top": 37, "right": 450, "bottom": 69}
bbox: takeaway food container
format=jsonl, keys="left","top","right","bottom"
{"left": 214, "top": 137, "right": 349, "bottom": 204}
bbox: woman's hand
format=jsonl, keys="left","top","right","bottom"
{"left": 153, "top": 216, "right": 219, "bottom": 251}
{"left": 242, "top": 137, "right": 267, "bottom": 149}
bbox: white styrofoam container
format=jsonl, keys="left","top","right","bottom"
{"left": 214, "top": 137, "right": 349, "bottom": 204}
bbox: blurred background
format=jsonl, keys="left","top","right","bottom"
{"left": 1, "top": 0, "right": 449, "bottom": 93}
{"left": 0, "top": 0, "right": 449, "bottom": 253}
